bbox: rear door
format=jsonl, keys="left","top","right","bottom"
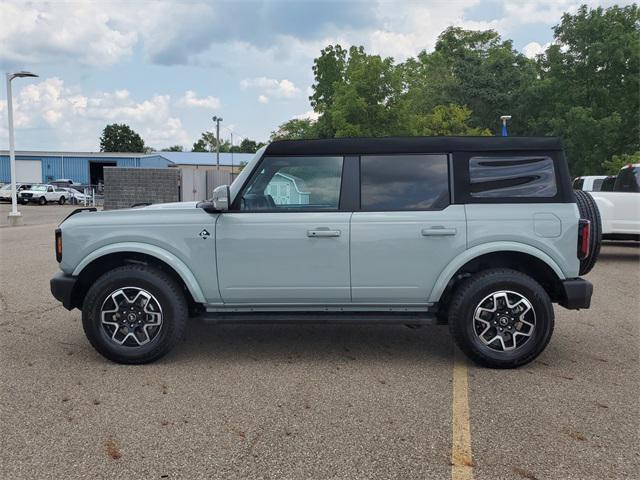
{"left": 350, "top": 154, "right": 466, "bottom": 304}
{"left": 216, "top": 155, "right": 352, "bottom": 304}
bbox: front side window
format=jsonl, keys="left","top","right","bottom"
{"left": 469, "top": 156, "right": 557, "bottom": 198}
{"left": 360, "top": 154, "right": 449, "bottom": 210}
{"left": 239, "top": 156, "right": 343, "bottom": 211}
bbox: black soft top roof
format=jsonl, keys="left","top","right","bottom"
{"left": 265, "top": 136, "right": 563, "bottom": 156}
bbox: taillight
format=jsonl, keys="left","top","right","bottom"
{"left": 55, "top": 228, "right": 62, "bottom": 262}
{"left": 577, "top": 219, "right": 590, "bottom": 260}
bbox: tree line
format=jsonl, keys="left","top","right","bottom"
{"left": 100, "top": 4, "right": 637, "bottom": 176}
{"left": 272, "top": 4, "right": 638, "bottom": 175}
{"left": 100, "top": 124, "right": 265, "bottom": 155}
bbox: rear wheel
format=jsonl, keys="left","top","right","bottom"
{"left": 58, "top": 196, "right": 66, "bottom": 205}
{"left": 448, "top": 268, "right": 554, "bottom": 368}
{"left": 574, "top": 190, "right": 602, "bottom": 275}
{"left": 82, "top": 265, "right": 188, "bottom": 364}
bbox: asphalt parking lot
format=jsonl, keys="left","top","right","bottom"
{"left": 1, "top": 203, "right": 638, "bottom": 480}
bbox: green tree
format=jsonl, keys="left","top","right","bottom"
{"left": 238, "top": 138, "right": 266, "bottom": 153}
{"left": 310, "top": 45, "right": 404, "bottom": 137}
{"left": 426, "top": 27, "right": 536, "bottom": 134}
{"left": 191, "top": 131, "right": 231, "bottom": 152}
{"left": 100, "top": 123, "right": 145, "bottom": 152}
{"left": 602, "top": 151, "right": 640, "bottom": 175}
{"left": 524, "top": 4, "right": 639, "bottom": 175}
{"left": 270, "top": 118, "right": 319, "bottom": 141}
{"left": 162, "top": 145, "right": 183, "bottom": 152}
{"left": 406, "top": 104, "right": 491, "bottom": 136}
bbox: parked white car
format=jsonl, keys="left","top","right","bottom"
{"left": 61, "top": 187, "right": 87, "bottom": 204}
{"left": 572, "top": 175, "right": 612, "bottom": 192}
{"left": 590, "top": 164, "right": 640, "bottom": 241}
{"left": 0, "top": 183, "right": 34, "bottom": 201}
{"left": 19, "top": 184, "right": 69, "bottom": 205}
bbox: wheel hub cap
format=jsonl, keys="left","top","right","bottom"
{"left": 473, "top": 290, "right": 536, "bottom": 352}
{"left": 100, "top": 287, "right": 163, "bottom": 347}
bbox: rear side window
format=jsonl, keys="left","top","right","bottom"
{"left": 613, "top": 167, "right": 639, "bottom": 192}
{"left": 591, "top": 178, "right": 604, "bottom": 191}
{"left": 469, "top": 156, "right": 557, "bottom": 198}
{"left": 360, "top": 154, "right": 449, "bottom": 210}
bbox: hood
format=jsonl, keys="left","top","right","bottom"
{"left": 142, "top": 201, "right": 199, "bottom": 210}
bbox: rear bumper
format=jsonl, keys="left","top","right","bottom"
{"left": 50, "top": 272, "right": 78, "bottom": 310}
{"left": 559, "top": 278, "right": 593, "bottom": 310}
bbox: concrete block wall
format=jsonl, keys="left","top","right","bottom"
{"left": 104, "top": 167, "right": 180, "bottom": 210}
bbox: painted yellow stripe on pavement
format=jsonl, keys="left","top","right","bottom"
{"left": 451, "top": 348, "right": 474, "bottom": 480}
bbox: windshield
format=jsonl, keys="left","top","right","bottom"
{"left": 31, "top": 185, "right": 47, "bottom": 191}
{"left": 228, "top": 145, "right": 267, "bottom": 203}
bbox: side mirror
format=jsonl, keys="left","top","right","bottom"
{"left": 212, "top": 184, "right": 230, "bottom": 211}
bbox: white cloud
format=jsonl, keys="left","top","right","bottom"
{"left": 258, "top": 95, "right": 270, "bottom": 104}
{"left": 241, "top": 77, "right": 301, "bottom": 100}
{"left": 523, "top": 41, "right": 551, "bottom": 58}
{"left": 1, "top": 77, "right": 190, "bottom": 150}
{"left": 178, "top": 90, "right": 221, "bottom": 109}
{"left": 294, "top": 110, "right": 320, "bottom": 121}
{"left": 0, "top": 0, "right": 138, "bottom": 67}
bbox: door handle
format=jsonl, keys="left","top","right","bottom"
{"left": 421, "top": 226, "right": 457, "bottom": 236}
{"left": 307, "top": 229, "right": 341, "bottom": 238}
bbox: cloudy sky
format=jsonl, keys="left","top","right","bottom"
{"left": 0, "top": 0, "right": 630, "bottom": 151}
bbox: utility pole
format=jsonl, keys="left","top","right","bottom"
{"left": 212, "top": 115, "right": 223, "bottom": 171}
{"left": 230, "top": 132, "right": 234, "bottom": 176}
{"left": 6, "top": 71, "right": 38, "bottom": 226}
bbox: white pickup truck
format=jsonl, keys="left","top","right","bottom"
{"left": 19, "top": 184, "right": 68, "bottom": 205}
{"left": 590, "top": 164, "right": 640, "bottom": 241}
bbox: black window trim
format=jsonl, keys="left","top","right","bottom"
{"left": 230, "top": 154, "right": 349, "bottom": 213}
{"left": 358, "top": 152, "right": 452, "bottom": 212}
{"left": 452, "top": 150, "right": 574, "bottom": 204}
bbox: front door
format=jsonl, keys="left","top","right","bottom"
{"left": 350, "top": 154, "right": 466, "bottom": 304}
{"left": 216, "top": 155, "right": 351, "bottom": 304}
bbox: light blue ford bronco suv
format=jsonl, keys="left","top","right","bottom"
{"left": 51, "top": 137, "right": 600, "bottom": 368}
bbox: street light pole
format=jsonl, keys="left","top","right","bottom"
{"left": 6, "top": 71, "right": 38, "bottom": 226}
{"left": 212, "top": 115, "right": 223, "bottom": 171}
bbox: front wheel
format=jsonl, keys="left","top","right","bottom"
{"left": 82, "top": 264, "right": 188, "bottom": 364}
{"left": 448, "top": 269, "right": 554, "bottom": 368}
{"left": 38, "top": 196, "right": 47, "bottom": 205}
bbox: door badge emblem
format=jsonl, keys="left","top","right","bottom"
{"left": 199, "top": 229, "right": 210, "bottom": 240}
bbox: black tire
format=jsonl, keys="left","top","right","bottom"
{"left": 82, "top": 264, "right": 188, "bottom": 364}
{"left": 574, "top": 190, "right": 602, "bottom": 275}
{"left": 38, "top": 196, "right": 47, "bottom": 205}
{"left": 448, "top": 268, "right": 554, "bottom": 369}
{"left": 58, "top": 196, "right": 66, "bottom": 205}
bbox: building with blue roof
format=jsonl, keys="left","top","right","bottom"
{"left": 0, "top": 150, "right": 256, "bottom": 191}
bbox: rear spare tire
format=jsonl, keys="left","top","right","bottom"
{"left": 574, "top": 190, "right": 602, "bottom": 275}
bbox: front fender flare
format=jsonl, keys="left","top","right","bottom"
{"left": 72, "top": 242, "right": 206, "bottom": 303}
{"left": 427, "top": 242, "right": 566, "bottom": 303}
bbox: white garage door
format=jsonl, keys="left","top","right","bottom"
{"left": 16, "top": 160, "right": 42, "bottom": 183}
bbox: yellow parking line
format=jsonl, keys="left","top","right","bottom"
{"left": 451, "top": 348, "right": 474, "bottom": 480}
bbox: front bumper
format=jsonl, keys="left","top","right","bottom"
{"left": 559, "top": 278, "right": 593, "bottom": 310}
{"left": 50, "top": 272, "right": 78, "bottom": 310}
